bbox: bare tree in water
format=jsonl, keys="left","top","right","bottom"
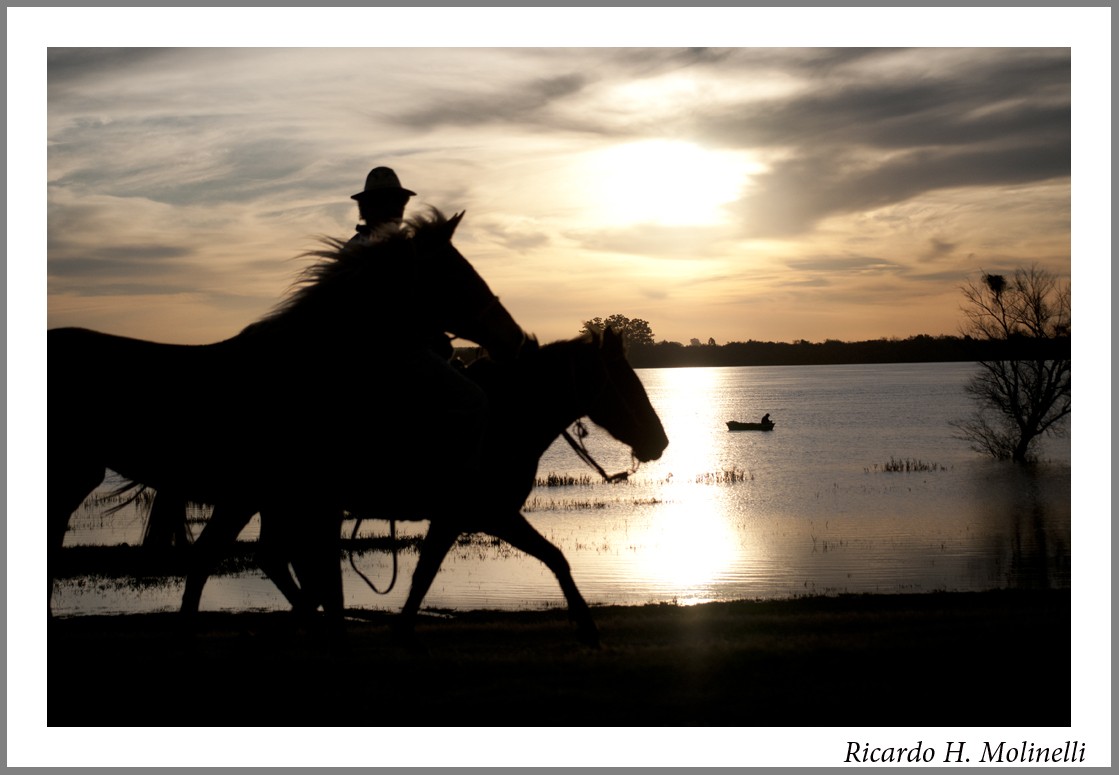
{"left": 953, "top": 266, "right": 1071, "bottom": 463}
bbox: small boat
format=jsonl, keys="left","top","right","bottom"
{"left": 726, "top": 420, "right": 775, "bottom": 431}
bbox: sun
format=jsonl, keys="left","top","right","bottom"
{"left": 586, "top": 139, "right": 755, "bottom": 227}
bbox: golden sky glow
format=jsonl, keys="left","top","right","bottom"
{"left": 23, "top": 15, "right": 1103, "bottom": 349}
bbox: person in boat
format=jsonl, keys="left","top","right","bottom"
{"left": 761, "top": 413, "right": 771, "bottom": 424}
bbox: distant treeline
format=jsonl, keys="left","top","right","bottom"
{"left": 620, "top": 334, "right": 1072, "bottom": 369}
{"left": 454, "top": 334, "right": 1070, "bottom": 369}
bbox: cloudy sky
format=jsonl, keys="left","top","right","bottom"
{"left": 33, "top": 15, "right": 1098, "bottom": 348}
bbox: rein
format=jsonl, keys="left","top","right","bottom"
{"left": 562, "top": 420, "right": 637, "bottom": 484}
{"left": 344, "top": 293, "right": 507, "bottom": 600}
{"left": 348, "top": 516, "right": 398, "bottom": 595}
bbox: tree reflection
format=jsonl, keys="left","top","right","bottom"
{"left": 977, "top": 464, "right": 1070, "bottom": 591}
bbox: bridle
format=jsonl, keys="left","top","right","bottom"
{"left": 560, "top": 343, "right": 642, "bottom": 483}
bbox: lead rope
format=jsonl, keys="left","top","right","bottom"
{"left": 561, "top": 419, "right": 637, "bottom": 483}
{"left": 349, "top": 515, "right": 398, "bottom": 595}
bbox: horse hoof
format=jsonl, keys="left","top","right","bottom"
{"left": 578, "top": 626, "right": 601, "bottom": 649}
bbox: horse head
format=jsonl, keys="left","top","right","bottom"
{"left": 576, "top": 327, "right": 668, "bottom": 464}
{"left": 402, "top": 209, "right": 526, "bottom": 361}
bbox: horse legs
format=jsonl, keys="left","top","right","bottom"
{"left": 487, "top": 512, "right": 600, "bottom": 648}
{"left": 256, "top": 509, "right": 319, "bottom": 615}
{"left": 143, "top": 491, "right": 191, "bottom": 550}
{"left": 273, "top": 507, "right": 345, "bottom": 625}
{"left": 183, "top": 505, "right": 341, "bottom": 621}
{"left": 396, "top": 520, "right": 460, "bottom": 645}
{"left": 181, "top": 504, "right": 257, "bottom": 615}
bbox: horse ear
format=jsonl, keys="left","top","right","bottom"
{"left": 447, "top": 211, "right": 465, "bottom": 236}
{"left": 603, "top": 326, "right": 623, "bottom": 351}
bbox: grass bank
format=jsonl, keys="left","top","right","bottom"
{"left": 48, "top": 589, "right": 1070, "bottom": 728}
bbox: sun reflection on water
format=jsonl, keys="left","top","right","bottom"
{"left": 641, "top": 367, "right": 727, "bottom": 478}
{"left": 628, "top": 488, "right": 744, "bottom": 605}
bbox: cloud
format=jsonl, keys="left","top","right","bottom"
{"left": 732, "top": 140, "right": 1069, "bottom": 238}
{"left": 605, "top": 48, "right": 1074, "bottom": 238}
{"left": 689, "top": 48, "right": 1069, "bottom": 148}
{"left": 41, "top": 46, "right": 1076, "bottom": 345}
{"left": 925, "top": 238, "right": 957, "bottom": 259}
{"left": 395, "top": 73, "right": 590, "bottom": 130}
{"left": 567, "top": 223, "right": 734, "bottom": 259}
{"left": 479, "top": 221, "right": 551, "bottom": 253}
{"left": 52, "top": 126, "right": 321, "bottom": 207}
{"left": 47, "top": 47, "right": 178, "bottom": 85}
{"left": 48, "top": 244, "right": 192, "bottom": 275}
{"left": 47, "top": 243, "right": 214, "bottom": 299}
{"left": 786, "top": 255, "right": 906, "bottom": 275}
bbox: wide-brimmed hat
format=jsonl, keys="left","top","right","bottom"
{"left": 351, "top": 167, "right": 416, "bottom": 200}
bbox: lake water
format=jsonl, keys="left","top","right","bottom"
{"left": 51, "top": 362, "right": 1072, "bottom": 616}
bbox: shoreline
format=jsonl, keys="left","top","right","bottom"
{"left": 48, "top": 588, "right": 1070, "bottom": 728}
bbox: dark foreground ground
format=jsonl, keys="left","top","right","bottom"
{"left": 48, "top": 590, "right": 1070, "bottom": 727}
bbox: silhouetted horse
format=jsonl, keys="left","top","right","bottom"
{"left": 48, "top": 209, "right": 526, "bottom": 608}
{"left": 180, "top": 328, "right": 668, "bottom": 646}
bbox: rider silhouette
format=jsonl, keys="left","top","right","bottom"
{"left": 348, "top": 166, "right": 416, "bottom": 245}
{"left": 347, "top": 167, "right": 456, "bottom": 360}
{"left": 142, "top": 167, "right": 528, "bottom": 614}
{"left": 144, "top": 169, "right": 420, "bottom": 550}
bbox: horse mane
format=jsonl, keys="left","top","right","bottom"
{"left": 241, "top": 208, "right": 457, "bottom": 337}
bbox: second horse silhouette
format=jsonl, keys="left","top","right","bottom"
{"left": 180, "top": 328, "right": 668, "bottom": 647}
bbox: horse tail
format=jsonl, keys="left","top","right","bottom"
{"left": 104, "top": 480, "right": 202, "bottom": 551}
{"left": 93, "top": 479, "right": 188, "bottom": 549}
{"left": 100, "top": 479, "right": 153, "bottom": 516}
